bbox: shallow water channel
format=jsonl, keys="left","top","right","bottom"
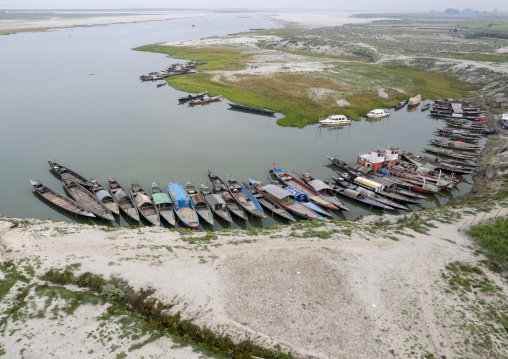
{"left": 0, "top": 11, "right": 483, "bottom": 230}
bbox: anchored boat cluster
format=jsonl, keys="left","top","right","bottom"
{"left": 139, "top": 61, "right": 205, "bottom": 82}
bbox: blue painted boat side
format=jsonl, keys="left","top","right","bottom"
{"left": 236, "top": 180, "right": 263, "bottom": 212}
{"left": 167, "top": 183, "right": 200, "bottom": 228}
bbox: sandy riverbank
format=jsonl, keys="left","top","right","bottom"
{"left": 1, "top": 207, "right": 507, "bottom": 358}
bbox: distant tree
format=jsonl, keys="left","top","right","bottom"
{"left": 445, "top": 8, "right": 460, "bottom": 15}
{"left": 462, "top": 8, "right": 474, "bottom": 14}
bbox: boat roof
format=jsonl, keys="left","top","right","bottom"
{"left": 261, "top": 184, "right": 292, "bottom": 199}
{"left": 152, "top": 192, "right": 172, "bottom": 205}
{"left": 205, "top": 193, "right": 225, "bottom": 206}
{"left": 95, "top": 190, "right": 112, "bottom": 201}
{"left": 113, "top": 189, "right": 129, "bottom": 201}
{"left": 134, "top": 194, "right": 152, "bottom": 207}
{"left": 168, "top": 183, "right": 189, "bottom": 201}
{"left": 308, "top": 179, "right": 331, "bottom": 191}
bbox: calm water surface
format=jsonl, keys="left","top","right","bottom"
{"left": 0, "top": 12, "right": 481, "bottom": 230}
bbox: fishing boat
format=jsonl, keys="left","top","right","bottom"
{"left": 156, "top": 83, "right": 166, "bottom": 88}
{"left": 48, "top": 161, "right": 92, "bottom": 188}
{"left": 228, "top": 103, "right": 275, "bottom": 115}
{"left": 151, "top": 183, "right": 176, "bottom": 226}
{"left": 423, "top": 148, "right": 477, "bottom": 161}
{"left": 108, "top": 178, "right": 140, "bottom": 222}
{"left": 243, "top": 181, "right": 296, "bottom": 222}
{"left": 178, "top": 91, "right": 207, "bottom": 102}
{"left": 333, "top": 172, "right": 417, "bottom": 206}
{"left": 131, "top": 181, "right": 160, "bottom": 226}
{"left": 394, "top": 100, "right": 407, "bottom": 110}
{"left": 208, "top": 171, "right": 248, "bottom": 220}
{"left": 401, "top": 152, "right": 473, "bottom": 174}
{"left": 429, "top": 139, "right": 480, "bottom": 151}
{"left": 330, "top": 177, "right": 396, "bottom": 210}
{"left": 319, "top": 115, "right": 351, "bottom": 125}
{"left": 271, "top": 166, "right": 338, "bottom": 210}
{"left": 408, "top": 94, "right": 421, "bottom": 107}
{"left": 90, "top": 179, "right": 119, "bottom": 215}
{"left": 62, "top": 174, "right": 115, "bottom": 221}
{"left": 200, "top": 184, "right": 233, "bottom": 223}
{"left": 188, "top": 95, "right": 221, "bottom": 105}
{"left": 366, "top": 109, "right": 389, "bottom": 119}
{"left": 297, "top": 172, "right": 349, "bottom": 210}
{"left": 249, "top": 179, "right": 323, "bottom": 220}
{"left": 186, "top": 182, "right": 213, "bottom": 225}
{"left": 167, "top": 183, "right": 199, "bottom": 229}
{"left": 421, "top": 103, "right": 431, "bottom": 111}
{"left": 226, "top": 176, "right": 266, "bottom": 218}
{"left": 30, "top": 180, "right": 96, "bottom": 218}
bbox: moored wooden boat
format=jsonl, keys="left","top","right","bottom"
{"left": 151, "top": 183, "right": 176, "bottom": 226}
{"left": 429, "top": 139, "right": 480, "bottom": 151}
{"left": 108, "top": 178, "right": 140, "bottom": 222}
{"left": 188, "top": 95, "right": 221, "bottom": 105}
{"left": 401, "top": 151, "right": 473, "bottom": 174}
{"left": 62, "top": 173, "right": 115, "bottom": 221}
{"left": 131, "top": 181, "right": 160, "bottom": 226}
{"left": 228, "top": 103, "right": 275, "bottom": 115}
{"left": 168, "top": 183, "right": 199, "bottom": 229}
{"left": 178, "top": 91, "right": 207, "bottom": 102}
{"left": 91, "top": 179, "right": 119, "bottom": 215}
{"left": 394, "top": 100, "right": 407, "bottom": 110}
{"left": 200, "top": 184, "right": 233, "bottom": 223}
{"left": 271, "top": 166, "right": 338, "bottom": 210}
{"left": 227, "top": 176, "right": 265, "bottom": 218}
{"left": 297, "top": 172, "right": 350, "bottom": 210}
{"left": 186, "top": 182, "right": 213, "bottom": 226}
{"left": 208, "top": 171, "right": 248, "bottom": 221}
{"left": 250, "top": 179, "right": 323, "bottom": 220}
{"left": 48, "top": 161, "right": 92, "bottom": 188}
{"left": 423, "top": 147, "right": 477, "bottom": 161}
{"left": 421, "top": 103, "right": 430, "bottom": 111}
{"left": 329, "top": 177, "right": 396, "bottom": 210}
{"left": 30, "top": 180, "right": 96, "bottom": 218}
{"left": 243, "top": 181, "right": 296, "bottom": 222}
{"left": 408, "top": 94, "right": 421, "bottom": 107}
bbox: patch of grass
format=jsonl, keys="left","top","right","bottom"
{"left": 466, "top": 216, "right": 508, "bottom": 271}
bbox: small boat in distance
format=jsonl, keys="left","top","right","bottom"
{"left": 156, "top": 83, "right": 166, "bottom": 88}
{"left": 48, "top": 161, "right": 92, "bottom": 188}
{"left": 91, "top": 179, "right": 119, "bottom": 215}
{"left": 421, "top": 103, "right": 430, "bottom": 111}
{"left": 408, "top": 94, "right": 421, "bottom": 107}
{"left": 188, "top": 95, "right": 221, "bottom": 105}
{"left": 319, "top": 115, "right": 352, "bottom": 125}
{"left": 30, "top": 180, "right": 96, "bottom": 218}
{"left": 394, "top": 100, "right": 407, "bottom": 110}
{"left": 178, "top": 91, "right": 207, "bottom": 102}
{"left": 131, "top": 181, "right": 160, "bottom": 226}
{"left": 108, "top": 178, "right": 140, "bottom": 222}
{"left": 366, "top": 109, "right": 389, "bottom": 119}
{"left": 168, "top": 182, "right": 199, "bottom": 229}
{"left": 151, "top": 183, "right": 176, "bottom": 226}
{"left": 228, "top": 103, "right": 275, "bottom": 115}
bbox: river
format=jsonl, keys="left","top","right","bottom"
{"left": 0, "top": 10, "right": 481, "bottom": 230}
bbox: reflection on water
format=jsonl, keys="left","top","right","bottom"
{"left": 0, "top": 16, "right": 479, "bottom": 230}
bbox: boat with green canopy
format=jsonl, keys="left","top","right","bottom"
{"left": 151, "top": 183, "right": 176, "bottom": 226}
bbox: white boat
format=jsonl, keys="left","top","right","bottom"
{"left": 319, "top": 114, "right": 351, "bottom": 125}
{"left": 366, "top": 109, "right": 389, "bottom": 119}
{"left": 408, "top": 94, "right": 421, "bottom": 107}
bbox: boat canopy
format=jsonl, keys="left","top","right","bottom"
{"left": 113, "top": 189, "right": 129, "bottom": 201}
{"left": 261, "top": 184, "right": 292, "bottom": 200}
{"left": 168, "top": 184, "right": 191, "bottom": 209}
{"left": 190, "top": 194, "right": 205, "bottom": 206}
{"left": 205, "top": 194, "right": 225, "bottom": 209}
{"left": 95, "top": 189, "right": 112, "bottom": 201}
{"left": 354, "top": 177, "right": 384, "bottom": 192}
{"left": 308, "top": 179, "right": 332, "bottom": 192}
{"left": 284, "top": 186, "right": 307, "bottom": 202}
{"left": 152, "top": 192, "right": 172, "bottom": 205}
{"left": 134, "top": 194, "right": 152, "bottom": 207}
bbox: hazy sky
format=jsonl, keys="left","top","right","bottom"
{"left": 1, "top": 1, "right": 505, "bottom": 12}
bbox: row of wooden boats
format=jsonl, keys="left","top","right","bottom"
{"left": 139, "top": 61, "right": 205, "bottom": 82}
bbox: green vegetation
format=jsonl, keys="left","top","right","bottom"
{"left": 467, "top": 216, "right": 508, "bottom": 271}
{"left": 135, "top": 42, "right": 476, "bottom": 127}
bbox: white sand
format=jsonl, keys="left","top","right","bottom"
{"left": 0, "top": 11, "right": 209, "bottom": 31}
{"left": 1, "top": 208, "right": 507, "bottom": 358}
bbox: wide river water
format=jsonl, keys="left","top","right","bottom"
{"left": 0, "top": 11, "right": 482, "bottom": 230}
